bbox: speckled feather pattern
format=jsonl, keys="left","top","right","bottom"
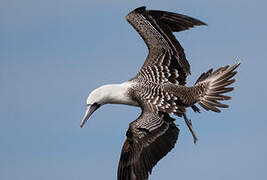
{"left": 117, "top": 6, "right": 240, "bottom": 180}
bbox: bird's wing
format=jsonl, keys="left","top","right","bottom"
{"left": 163, "top": 62, "right": 241, "bottom": 112}
{"left": 117, "top": 111, "right": 179, "bottom": 180}
{"left": 127, "top": 6, "right": 206, "bottom": 85}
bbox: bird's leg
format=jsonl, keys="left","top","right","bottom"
{"left": 183, "top": 113, "right": 198, "bottom": 144}
{"left": 191, "top": 105, "right": 200, "bottom": 113}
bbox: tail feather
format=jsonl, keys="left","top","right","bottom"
{"left": 162, "top": 62, "right": 240, "bottom": 114}
{"left": 205, "top": 94, "right": 231, "bottom": 101}
{"left": 196, "top": 62, "right": 241, "bottom": 112}
{"left": 195, "top": 69, "right": 213, "bottom": 84}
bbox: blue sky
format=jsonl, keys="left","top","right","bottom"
{"left": 1, "top": 0, "right": 267, "bottom": 179}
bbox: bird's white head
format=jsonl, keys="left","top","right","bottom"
{"left": 80, "top": 82, "right": 137, "bottom": 128}
{"left": 86, "top": 85, "right": 111, "bottom": 105}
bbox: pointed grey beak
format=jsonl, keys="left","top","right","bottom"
{"left": 80, "top": 103, "right": 101, "bottom": 128}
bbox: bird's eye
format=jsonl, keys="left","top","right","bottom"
{"left": 92, "top": 103, "right": 98, "bottom": 106}
{"left": 93, "top": 103, "right": 101, "bottom": 108}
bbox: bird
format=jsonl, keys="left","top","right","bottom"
{"left": 80, "top": 6, "right": 241, "bottom": 180}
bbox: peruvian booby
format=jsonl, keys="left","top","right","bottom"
{"left": 80, "top": 6, "right": 241, "bottom": 180}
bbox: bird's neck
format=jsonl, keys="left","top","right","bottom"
{"left": 102, "top": 82, "right": 138, "bottom": 106}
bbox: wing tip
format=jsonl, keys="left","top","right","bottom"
{"left": 198, "top": 20, "right": 208, "bottom": 26}
{"left": 133, "top": 6, "right": 146, "bottom": 13}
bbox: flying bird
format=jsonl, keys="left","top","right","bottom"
{"left": 80, "top": 6, "right": 240, "bottom": 180}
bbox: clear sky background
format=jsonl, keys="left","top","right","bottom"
{"left": 1, "top": 0, "right": 267, "bottom": 179}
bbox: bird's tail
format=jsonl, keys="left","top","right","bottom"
{"left": 194, "top": 62, "right": 241, "bottom": 112}
{"left": 162, "top": 62, "right": 240, "bottom": 143}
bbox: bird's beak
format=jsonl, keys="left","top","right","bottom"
{"left": 80, "top": 103, "right": 101, "bottom": 128}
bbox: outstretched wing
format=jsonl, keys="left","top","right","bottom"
{"left": 117, "top": 111, "right": 179, "bottom": 180}
{"left": 127, "top": 6, "right": 206, "bottom": 85}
